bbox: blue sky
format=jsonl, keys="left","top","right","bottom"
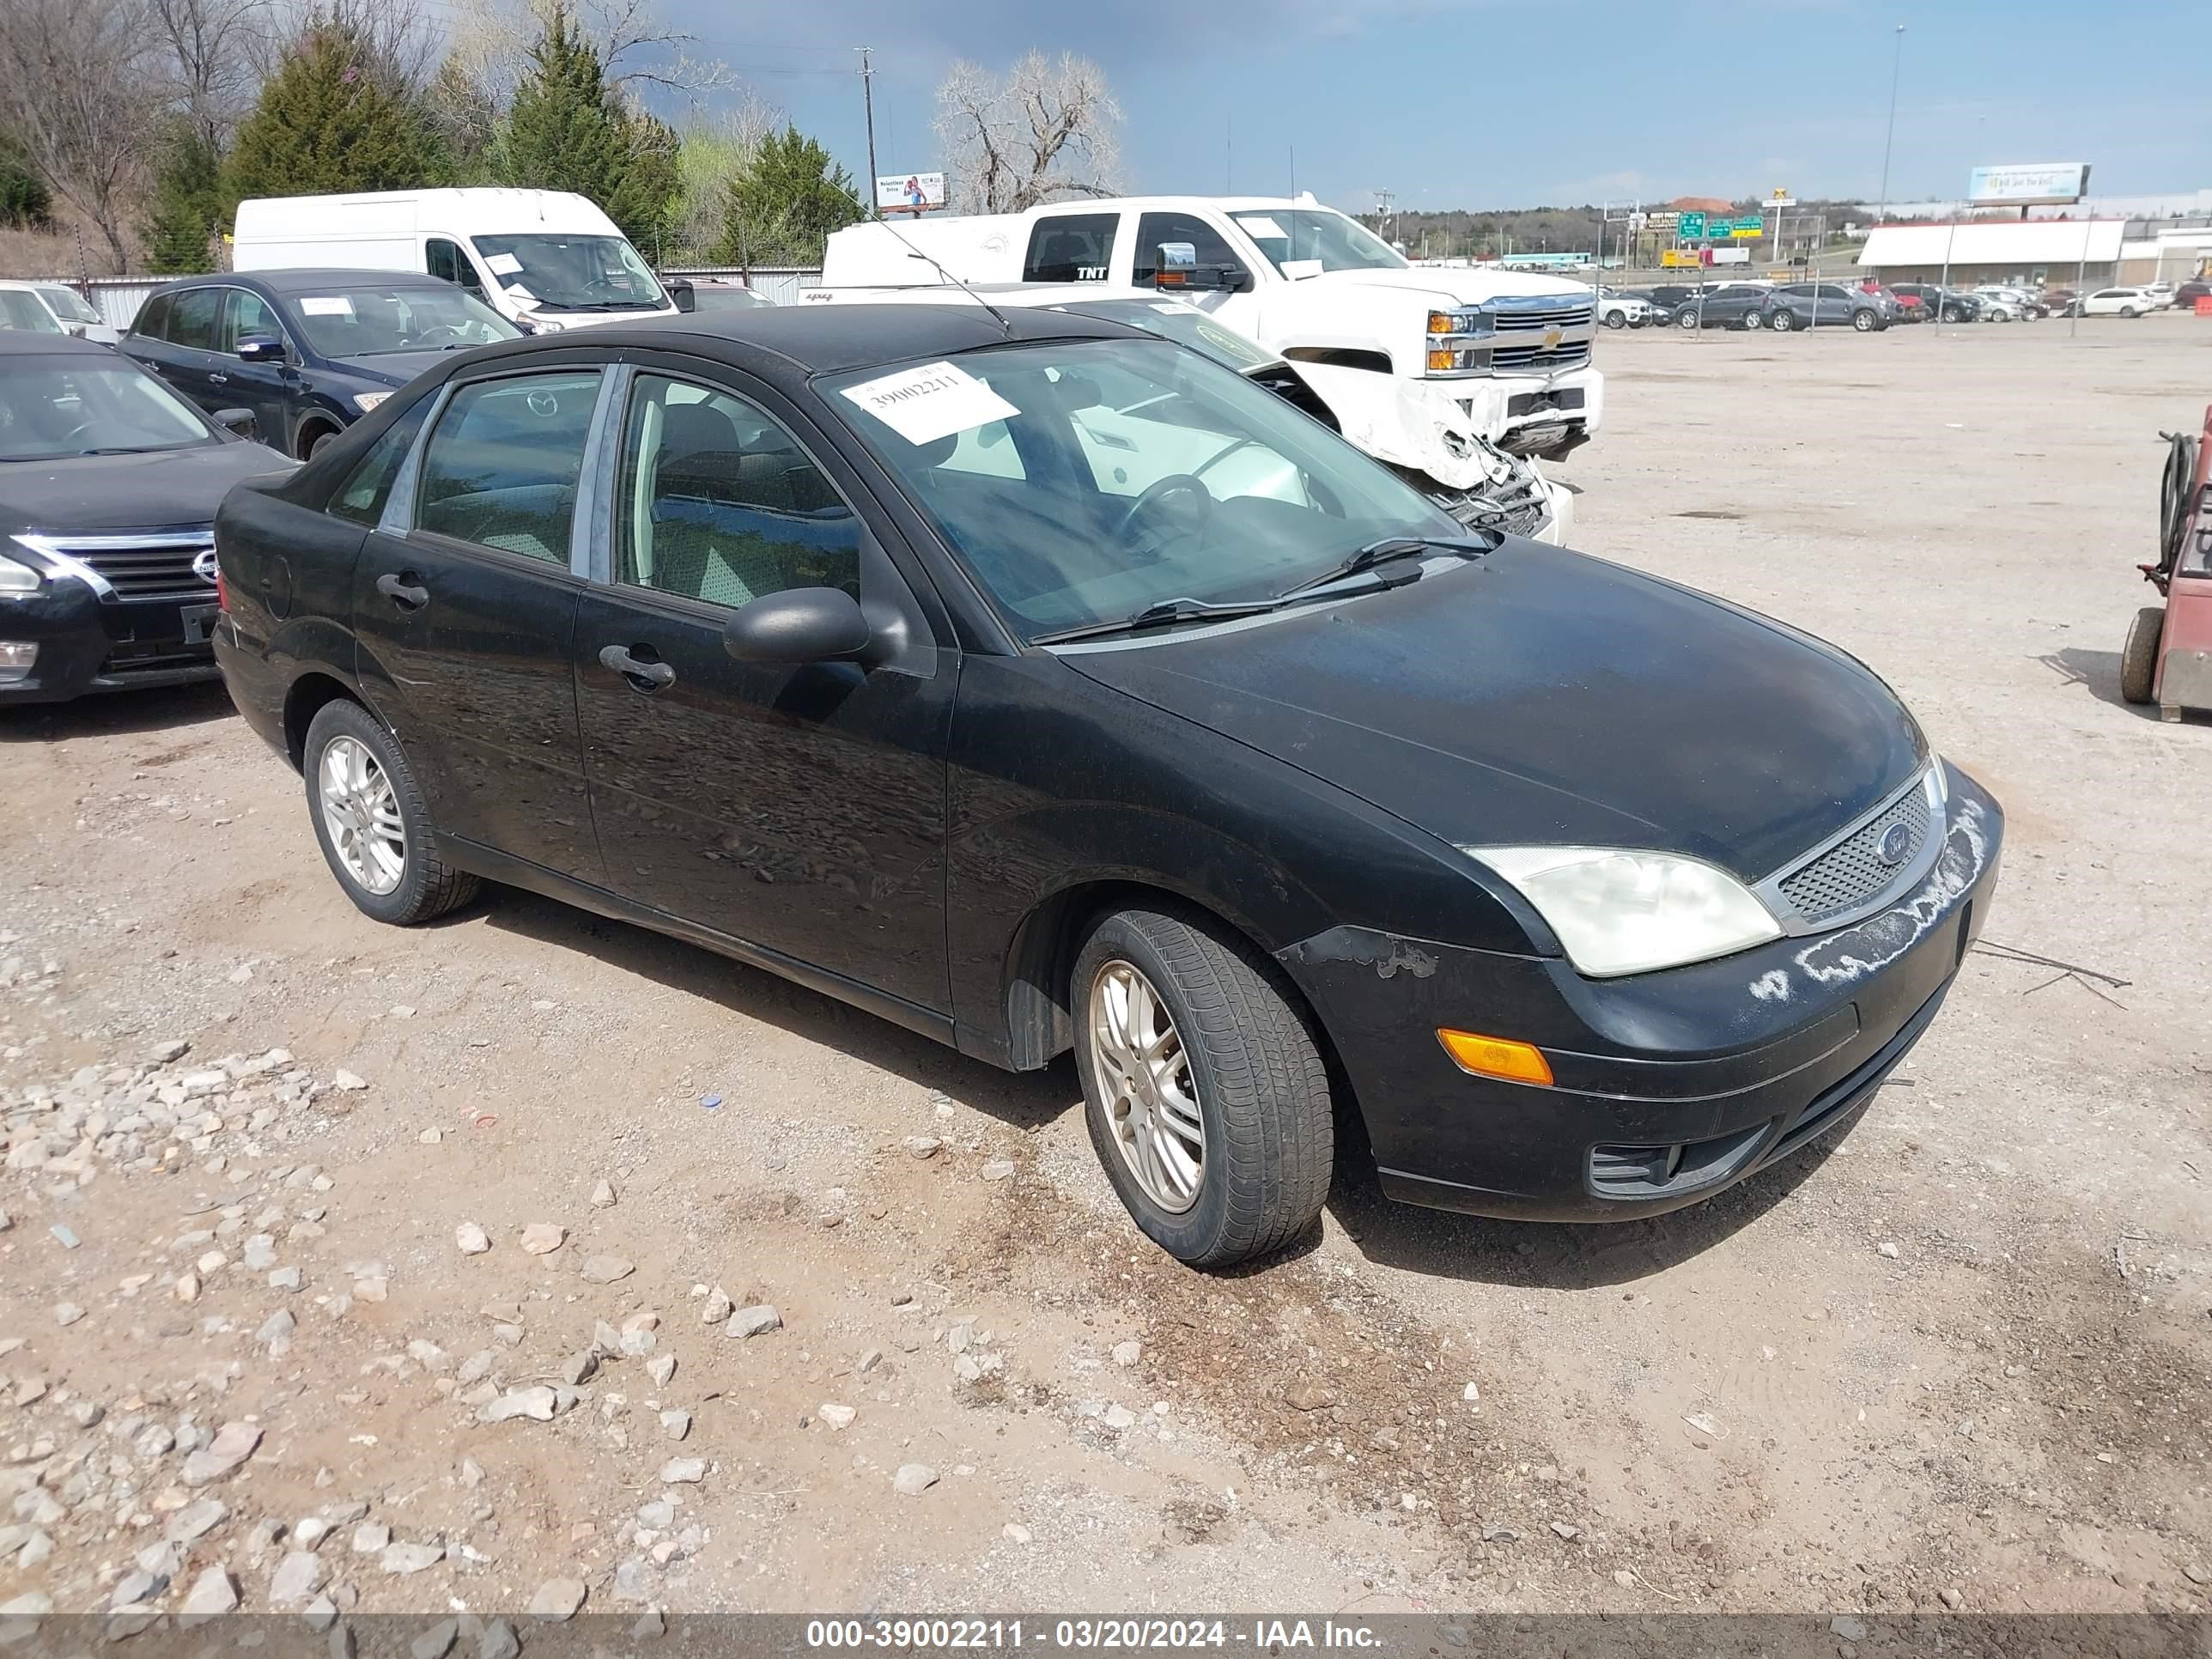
{"left": 679, "top": 0, "right": 2203, "bottom": 212}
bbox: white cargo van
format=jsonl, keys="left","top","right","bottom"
{"left": 230, "top": 188, "right": 677, "bottom": 332}
{"left": 820, "top": 194, "right": 1603, "bottom": 459}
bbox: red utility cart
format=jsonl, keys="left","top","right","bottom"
{"left": 2123, "top": 404, "right": 2212, "bottom": 721}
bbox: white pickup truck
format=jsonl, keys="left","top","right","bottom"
{"left": 817, "top": 195, "right": 1604, "bottom": 472}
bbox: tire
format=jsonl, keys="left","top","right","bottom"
{"left": 1851, "top": 308, "right": 1877, "bottom": 331}
{"left": 1602, "top": 311, "right": 1626, "bottom": 330}
{"left": 2119, "top": 607, "right": 2164, "bottom": 705}
{"left": 303, "top": 427, "right": 339, "bottom": 460}
{"left": 1769, "top": 308, "right": 1796, "bottom": 331}
{"left": 1677, "top": 308, "right": 1699, "bottom": 331}
{"left": 302, "top": 699, "right": 480, "bottom": 926}
{"left": 1072, "top": 906, "right": 1333, "bottom": 1268}
{"left": 2119, "top": 307, "right": 2137, "bottom": 318}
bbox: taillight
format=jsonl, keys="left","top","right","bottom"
{"left": 215, "top": 564, "right": 229, "bottom": 611}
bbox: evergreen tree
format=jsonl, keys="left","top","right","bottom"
{"left": 717, "top": 125, "right": 861, "bottom": 268}
{"left": 225, "top": 22, "right": 442, "bottom": 204}
{"left": 497, "top": 9, "right": 675, "bottom": 251}
{"left": 142, "top": 125, "right": 228, "bottom": 275}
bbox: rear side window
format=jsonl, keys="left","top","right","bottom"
{"left": 168, "top": 288, "right": 222, "bottom": 351}
{"left": 1023, "top": 214, "right": 1117, "bottom": 283}
{"left": 415, "top": 372, "right": 602, "bottom": 564}
{"left": 135, "top": 293, "right": 173, "bottom": 339}
{"left": 329, "top": 402, "right": 431, "bottom": 527}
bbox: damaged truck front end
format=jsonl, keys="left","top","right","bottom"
{"left": 1417, "top": 293, "right": 1603, "bottom": 459}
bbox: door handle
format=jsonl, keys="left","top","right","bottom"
{"left": 375, "top": 573, "right": 428, "bottom": 610}
{"left": 208, "top": 371, "right": 228, "bottom": 384}
{"left": 599, "top": 643, "right": 676, "bottom": 691}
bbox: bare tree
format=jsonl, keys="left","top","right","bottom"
{"left": 431, "top": 0, "right": 728, "bottom": 121}
{"left": 670, "top": 94, "right": 779, "bottom": 261}
{"left": 147, "top": 0, "right": 275, "bottom": 152}
{"left": 934, "top": 52, "right": 1122, "bottom": 215}
{"left": 0, "top": 0, "right": 161, "bottom": 270}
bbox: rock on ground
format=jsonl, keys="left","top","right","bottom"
{"left": 528, "top": 1578, "right": 587, "bottom": 1621}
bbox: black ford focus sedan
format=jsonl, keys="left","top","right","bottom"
{"left": 210, "top": 306, "right": 2002, "bottom": 1267}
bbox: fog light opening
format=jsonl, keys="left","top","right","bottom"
{"left": 0, "top": 641, "right": 37, "bottom": 685}
{"left": 1436, "top": 1028, "right": 1553, "bottom": 1086}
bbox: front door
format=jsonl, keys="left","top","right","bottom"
{"left": 571, "top": 368, "right": 954, "bottom": 1014}
{"left": 350, "top": 365, "right": 607, "bottom": 883}
{"left": 218, "top": 289, "right": 295, "bottom": 448}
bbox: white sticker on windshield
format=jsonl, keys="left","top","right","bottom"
{"left": 297, "top": 296, "right": 354, "bottom": 316}
{"left": 484, "top": 252, "right": 524, "bottom": 276}
{"left": 1240, "top": 215, "right": 1285, "bottom": 240}
{"left": 839, "top": 360, "right": 1019, "bottom": 447}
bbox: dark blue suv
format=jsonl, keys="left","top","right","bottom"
{"left": 124, "top": 270, "right": 518, "bottom": 461}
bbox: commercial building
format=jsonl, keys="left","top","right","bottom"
{"left": 1856, "top": 219, "right": 2127, "bottom": 288}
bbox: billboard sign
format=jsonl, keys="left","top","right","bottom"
{"left": 1966, "top": 163, "right": 2090, "bottom": 206}
{"left": 875, "top": 172, "right": 947, "bottom": 213}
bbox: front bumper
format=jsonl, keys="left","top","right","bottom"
{"left": 1449, "top": 369, "right": 1605, "bottom": 459}
{"left": 0, "top": 577, "right": 221, "bottom": 704}
{"left": 1279, "top": 763, "right": 2003, "bottom": 1222}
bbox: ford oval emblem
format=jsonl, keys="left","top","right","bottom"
{"left": 192, "top": 549, "right": 218, "bottom": 584}
{"left": 1876, "top": 822, "right": 1913, "bottom": 866}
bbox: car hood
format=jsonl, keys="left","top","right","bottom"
{"left": 0, "top": 441, "right": 295, "bottom": 536}
{"left": 1297, "top": 266, "right": 1592, "bottom": 307}
{"left": 1059, "top": 544, "right": 1927, "bottom": 882}
{"left": 331, "top": 349, "right": 452, "bottom": 387}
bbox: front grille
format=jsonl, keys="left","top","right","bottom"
{"left": 47, "top": 531, "right": 216, "bottom": 603}
{"left": 1492, "top": 341, "right": 1592, "bottom": 374}
{"left": 1492, "top": 302, "right": 1595, "bottom": 332}
{"left": 1778, "top": 782, "right": 1933, "bottom": 925}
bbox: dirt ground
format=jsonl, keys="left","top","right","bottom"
{"left": 3, "top": 312, "right": 2209, "bottom": 1625}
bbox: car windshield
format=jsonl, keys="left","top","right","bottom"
{"left": 1047, "top": 300, "right": 1280, "bottom": 374}
{"left": 1228, "top": 207, "right": 1407, "bottom": 275}
{"left": 0, "top": 359, "right": 212, "bottom": 461}
{"left": 35, "top": 287, "right": 101, "bottom": 325}
{"left": 471, "top": 233, "right": 666, "bottom": 311}
{"left": 285, "top": 285, "right": 519, "bottom": 357}
{"left": 823, "top": 337, "right": 1461, "bottom": 640}
{"left": 0, "top": 290, "right": 65, "bottom": 333}
{"left": 690, "top": 284, "right": 774, "bottom": 312}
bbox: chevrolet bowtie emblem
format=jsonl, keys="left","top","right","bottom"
{"left": 1542, "top": 326, "right": 1563, "bottom": 350}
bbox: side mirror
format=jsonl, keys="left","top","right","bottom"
{"left": 667, "top": 278, "right": 696, "bottom": 314}
{"left": 237, "top": 335, "right": 287, "bottom": 365}
{"left": 212, "top": 407, "right": 258, "bottom": 440}
{"left": 722, "top": 586, "right": 874, "bottom": 665}
{"left": 1150, "top": 244, "right": 1250, "bottom": 295}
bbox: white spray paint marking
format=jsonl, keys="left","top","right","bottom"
{"left": 1748, "top": 969, "right": 1792, "bottom": 1003}
{"left": 1793, "top": 799, "right": 1990, "bottom": 988}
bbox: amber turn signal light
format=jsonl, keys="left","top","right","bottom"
{"left": 1436, "top": 1028, "right": 1554, "bottom": 1086}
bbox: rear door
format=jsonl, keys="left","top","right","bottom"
{"left": 350, "top": 362, "right": 610, "bottom": 884}
{"left": 569, "top": 362, "right": 955, "bottom": 1015}
{"left": 143, "top": 286, "right": 227, "bottom": 410}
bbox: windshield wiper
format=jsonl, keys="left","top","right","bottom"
{"left": 1029, "top": 595, "right": 1288, "bottom": 647}
{"left": 1278, "top": 532, "right": 1497, "bottom": 599}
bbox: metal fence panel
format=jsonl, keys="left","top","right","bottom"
{"left": 662, "top": 266, "right": 822, "bottom": 306}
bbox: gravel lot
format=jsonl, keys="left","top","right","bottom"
{"left": 2, "top": 312, "right": 2208, "bottom": 1626}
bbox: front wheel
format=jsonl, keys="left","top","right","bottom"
{"left": 303, "top": 700, "right": 480, "bottom": 925}
{"left": 1852, "top": 309, "right": 1878, "bottom": 331}
{"left": 2120, "top": 607, "right": 2164, "bottom": 704}
{"left": 1603, "top": 311, "right": 1626, "bottom": 330}
{"left": 1073, "top": 908, "right": 1333, "bottom": 1267}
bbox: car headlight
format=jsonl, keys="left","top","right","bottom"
{"left": 0, "top": 550, "right": 42, "bottom": 596}
{"left": 352, "top": 391, "right": 390, "bottom": 413}
{"left": 1462, "top": 846, "right": 1782, "bottom": 978}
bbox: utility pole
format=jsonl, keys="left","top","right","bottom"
{"left": 1875, "top": 24, "right": 1905, "bottom": 228}
{"left": 858, "top": 46, "right": 880, "bottom": 220}
{"left": 1374, "top": 187, "right": 1395, "bottom": 247}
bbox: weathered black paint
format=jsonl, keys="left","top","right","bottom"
{"left": 211, "top": 307, "right": 2003, "bottom": 1222}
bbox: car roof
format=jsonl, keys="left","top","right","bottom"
{"left": 458, "top": 302, "right": 1140, "bottom": 379}
{"left": 151, "top": 268, "right": 458, "bottom": 296}
{"left": 0, "top": 329, "right": 117, "bottom": 358}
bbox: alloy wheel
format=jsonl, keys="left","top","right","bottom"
{"left": 1087, "top": 959, "right": 1204, "bottom": 1213}
{"left": 319, "top": 735, "right": 406, "bottom": 896}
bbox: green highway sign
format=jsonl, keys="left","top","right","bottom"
{"left": 1677, "top": 211, "right": 1706, "bottom": 239}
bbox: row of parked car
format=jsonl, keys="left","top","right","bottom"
{"left": 1602, "top": 276, "right": 2206, "bottom": 332}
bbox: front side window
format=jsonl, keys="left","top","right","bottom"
{"left": 1227, "top": 207, "right": 1406, "bottom": 275}
{"left": 0, "top": 359, "right": 214, "bottom": 461}
{"left": 222, "top": 289, "right": 283, "bottom": 352}
{"left": 1023, "top": 215, "right": 1118, "bottom": 283}
{"left": 616, "top": 374, "right": 859, "bottom": 608}
{"left": 415, "top": 372, "right": 602, "bottom": 563}
{"left": 286, "top": 285, "right": 518, "bottom": 358}
{"left": 330, "top": 402, "right": 431, "bottom": 526}
{"left": 37, "top": 286, "right": 101, "bottom": 325}
{"left": 825, "top": 338, "right": 1458, "bottom": 639}
{"left": 426, "top": 238, "right": 483, "bottom": 294}
{"left": 1132, "top": 214, "right": 1242, "bottom": 284}
{"left": 0, "top": 290, "right": 64, "bottom": 333}
{"left": 470, "top": 234, "right": 665, "bottom": 313}
{"left": 167, "top": 288, "right": 222, "bottom": 351}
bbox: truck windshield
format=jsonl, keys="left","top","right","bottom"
{"left": 1228, "top": 208, "right": 1407, "bottom": 275}
{"left": 0, "top": 360, "right": 213, "bottom": 461}
{"left": 36, "top": 287, "right": 102, "bottom": 325}
{"left": 823, "top": 338, "right": 1458, "bottom": 641}
{"left": 470, "top": 234, "right": 666, "bottom": 311}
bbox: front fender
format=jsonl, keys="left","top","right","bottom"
{"left": 1289, "top": 362, "right": 1505, "bottom": 491}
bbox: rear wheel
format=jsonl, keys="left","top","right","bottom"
{"left": 2119, "top": 306, "right": 2138, "bottom": 318}
{"left": 303, "top": 700, "right": 480, "bottom": 925}
{"left": 1677, "top": 308, "right": 1699, "bottom": 331}
{"left": 1072, "top": 907, "right": 1333, "bottom": 1267}
{"left": 1769, "top": 308, "right": 1796, "bottom": 331}
{"left": 2120, "top": 607, "right": 2164, "bottom": 705}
